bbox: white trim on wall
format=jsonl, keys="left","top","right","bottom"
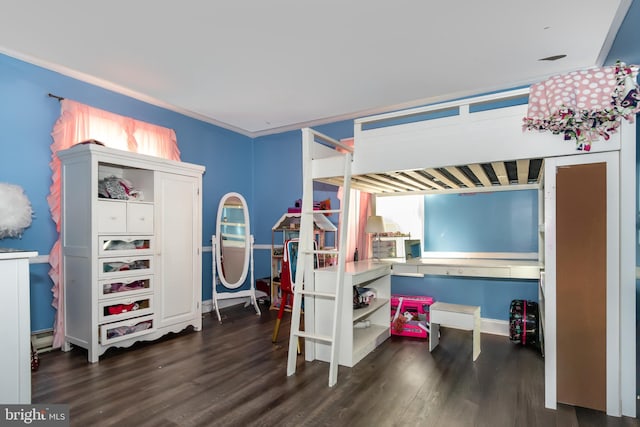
{"left": 203, "top": 244, "right": 271, "bottom": 252}
{"left": 29, "top": 255, "right": 49, "bottom": 264}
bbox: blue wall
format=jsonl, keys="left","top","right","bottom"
{"left": 424, "top": 190, "right": 538, "bottom": 253}
{"left": 605, "top": 0, "right": 640, "bottom": 66}
{"left": 0, "top": 53, "right": 253, "bottom": 332}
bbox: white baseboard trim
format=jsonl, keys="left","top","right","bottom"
{"left": 202, "top": 293, "right": 269, "bottom": 314}
{"left": 204, "top": 244, "right": 271, "bottom": 253}
{"left": 480, "top": 318, "right": 509, "bottom": 336}
{"left": 29, "top": 255, "right": 49, "bottom": 264}
{"left": 203, "top": 298, "right": 251, "bottom": 313}
{"left": 28, "top": 245, "right": 273, "bottom": 265}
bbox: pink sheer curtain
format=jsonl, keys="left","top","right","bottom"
{"left": 339, "top": 189, "right": 372, "bottom": 260}
{"left": 337, "top": 138, "right": 373, "bottom": 261}
{"left": 48, "top": 99, "right": 180, "bottom": 348}
{"left": 133, "top": 120, "right": 181, "bottom": 160}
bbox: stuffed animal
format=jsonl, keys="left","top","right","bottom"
{"left": 392, "top": 314, "right": 406, "bottom": 333}
{"left": 0, "top": 183, "right": 33, "bottom": 239}
{"left": 392, "top": 311, "right": 412, "bottom": 333}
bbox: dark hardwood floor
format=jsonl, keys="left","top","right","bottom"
{"left": 32, "top": 305, "right": 640, "bottom": 427}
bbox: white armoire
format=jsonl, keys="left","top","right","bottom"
{"left": 58, "top": 143, "right": 205, "bottom": 362}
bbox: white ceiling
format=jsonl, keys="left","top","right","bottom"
{"left": 0, "top": 1, "right": 631, "bottom": 137}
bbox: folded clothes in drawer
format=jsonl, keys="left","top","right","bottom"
{"left": 98, "top": 256, "right": 153, "bottom": 278}
{"left": 99, "top": 236, "right": 153, "bottom": 256}
{"left": 100, "top": 276, "right": 152, "bottom": 299}
{"left": 99, "top": 315, "right": 154, "bottom": 345}
{"left": 99, "top": 295, "right": 153, "bottom": 323}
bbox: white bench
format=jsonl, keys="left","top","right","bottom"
{"left": 429, "top": 302, "right": 481, "bottom": 361}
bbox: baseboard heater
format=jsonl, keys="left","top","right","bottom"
{"left": 31, "top": 329, "right": 54, "bottom": 354}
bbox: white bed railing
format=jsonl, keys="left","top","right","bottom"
{"left": 352, "top": 88, "right": 622, "bottom": 177}
{"left": 305, "top": 128, "right": 354, "bottom": 180}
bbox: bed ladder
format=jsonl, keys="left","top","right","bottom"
{"left": 286, "top": 128, "right": 353, "bottom": 387}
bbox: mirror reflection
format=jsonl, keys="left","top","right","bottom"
{"left": 219, "top": 196, "right": 247, "bottom": 284}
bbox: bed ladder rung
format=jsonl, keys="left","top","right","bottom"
{"left": 295, "top": 331, "right": 334, "bottom": 343}
{"left": 297, "top": 289, "right": 336, "bottom": 299}
{"left": 305, "top": 209, "right": 342, "bottom": 215}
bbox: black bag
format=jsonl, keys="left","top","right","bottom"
{"left": 509, "top": 299, "right": 539, "bottom": 346}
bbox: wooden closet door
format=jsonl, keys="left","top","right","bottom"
{"left": 556, "top": 162, "right": 606, "bottom": 411}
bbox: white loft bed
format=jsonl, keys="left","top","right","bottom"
{"left": 304, "top": 87, "right": 636, "bottom": 417}
{"left": 313, "top": 88, "right": 571, "bottom": 277}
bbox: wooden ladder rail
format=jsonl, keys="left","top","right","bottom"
{"left": 286, "top": 128, "right": 353, "bottom": 387}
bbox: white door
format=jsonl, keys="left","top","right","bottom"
{"left": 155, "top": 172, "right": 202, "bottom": 330}
{"left": 544, "top": 152, "right": 620, "bottom": 415}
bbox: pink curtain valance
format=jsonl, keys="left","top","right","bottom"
{"left": 523, "top": 61, "right": 640, "bottom": 151}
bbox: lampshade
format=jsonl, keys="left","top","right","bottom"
{"left": 365, "top": 215, "right": 385, "bottom": 234}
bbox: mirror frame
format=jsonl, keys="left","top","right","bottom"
{"left": 215, "top": 192, "right": 250, "bottom": 289}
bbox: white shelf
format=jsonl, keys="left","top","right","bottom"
{"left": 353, "top": 298, "right": 389, "bottom": 323}
{"left": 310, "top": 260, "right": 391, "bottom": 368}
{"left": 352, "top": 325, "right": 389, "bottom": 366}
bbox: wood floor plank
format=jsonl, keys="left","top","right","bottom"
{"left": 31, "top": 305, "right": 639, "bottom": 427}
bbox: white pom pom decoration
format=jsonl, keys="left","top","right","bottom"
{"left": 0, "top": 183, "right": 33, "bottom": 239}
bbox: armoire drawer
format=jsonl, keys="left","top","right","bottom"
{"left": 97, "top": 200, "right": 126, "bottom": 233}
{"left": 99, "top": 295, "right": 153, "bottom": 323}
{"left": 98, "top": 256, "right": 153, "bottom": 278}
{"left": 99, "top": 276, "right": 153, "bottom": 300}
{"left": 97, "top": 200, "right": 154, "bottom": 234}
{"left": 99, "top": 315, "right": 154, "bottom": 345}
{"left": 127, "top": 202, "right": 154, "bottom": 233}
{"left": 99, "top": 236, "right": 153, "bottom": 256}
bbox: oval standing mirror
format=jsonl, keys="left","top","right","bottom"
{"left": 216, "top": 192, "right": 250, "bottom": 288}
{"left": 212, "top": 192, "right": 260, "bottom": 323}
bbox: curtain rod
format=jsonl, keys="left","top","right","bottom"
{"left": 47, "top": 93, "right": 64, "bottom": 101}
